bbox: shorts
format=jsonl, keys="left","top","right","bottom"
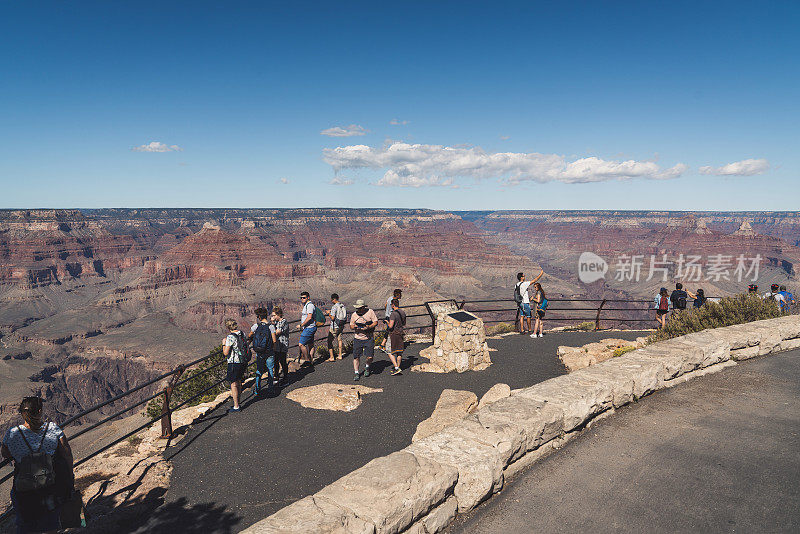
{"left": 519, "top": 303, "right": 532, "bottom": 318}
{"left": 330, "top": 321, "right": 344, "bottom": 335}
{"left": 11, "top": 488, "right": 60, "bottom": 533}
{"left": 390, "top": 331, "right": 404, "bottom": 353}
{"left": 536, "top": 309, "right": 545, "bottom": 319}
{"left": 226, "top": 362, "right": 246, "bottom": 383}
{"left": 299, "top": 326, "right": 317, "bottom": 346}
{"left": 352, "top": 338, "right": 374, "bottom": 360}
{"left": 656, "top": 309, "right": 668, "bottom": 316}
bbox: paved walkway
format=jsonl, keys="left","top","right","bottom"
{"left": 450, "top": 348, "right": 800, "bottom": 534}
{"left": 125, "top": 330, "right": 644, "bottom": 533}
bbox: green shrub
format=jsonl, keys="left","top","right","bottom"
{"left": 648, "top": 293, "right": 781, "bottom": 343}
{"left": 146, "top": 345, "right": 228, "bottom": 419}
{"left": 612, "top": 345, "right": 636, "bottom": 358}
{"left": 563, "top": 321, "right": 595, "bottom": 332}
{"left": 485, "top": 322, "right": 516, "bottom": 336}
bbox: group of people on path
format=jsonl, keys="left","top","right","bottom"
{"left": 221, "top": 289, "right": 407, "bottom": 412}
{"left": 655, "top": 281, "right": 796, "bottom": 328}
{"left": 514, "top": 269, "right": 548, "bottom": 337}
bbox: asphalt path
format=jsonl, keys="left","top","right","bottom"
{"left": 450, "top": 348, "right": 800, "bottom": 534}
{"left": 120, "top": 329, "right": 645, "bottom": 533}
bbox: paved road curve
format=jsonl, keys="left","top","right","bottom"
{"left": 129, "top": 330, "right": 644, "bottom": 533}
{"left": 450, "top": 348, "right": 800, "bottom": 534}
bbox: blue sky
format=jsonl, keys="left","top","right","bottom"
{"left": 1, "top": 1, "right": 798, "bottom": 210}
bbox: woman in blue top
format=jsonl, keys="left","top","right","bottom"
{"left": 2, "top": 396, "right": 73, "bottom": 534}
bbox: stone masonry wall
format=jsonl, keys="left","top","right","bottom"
{"left": 242, "top": 315, "right": 800, "bottom": 534}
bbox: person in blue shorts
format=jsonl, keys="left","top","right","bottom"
{"left": 515, "top": 269, "right": 543, "bottom": 334}
{"left": 298, "top": 291, "right": 317, "bottom": 366}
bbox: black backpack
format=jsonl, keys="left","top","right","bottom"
{"left": 252, "top": 322, "right": 273, "bottom": 354}
{"left": 675, "top": 291, "right": 687, "bottom": 310}
{"left": 513, "top": 283, "right": 523, "bottom": 304}
{"left": 233, "top": 331, "right": 252, "bottom": 364}
{"left": 13, "top": 423, "right": 56, "bottom": 494}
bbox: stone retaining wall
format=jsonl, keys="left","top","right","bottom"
{"left": 242, "top": 315, "right": 800, "bottom": 534}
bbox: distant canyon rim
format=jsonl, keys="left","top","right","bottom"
{"left": 0, "top": 208, "right": 798, "bottom": 432}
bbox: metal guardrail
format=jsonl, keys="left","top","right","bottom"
{"left": 0, "top": 295, "right": 666, "bottom": 506}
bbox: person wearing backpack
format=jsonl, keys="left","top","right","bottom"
{"left": 531, "top": 282, "right": 548, "bottom": 338}
{"left": 297, "top": 291, "right": 318, "bottom": 366}
{"left": 387, "top": 298, "right": 407, "bottom": 375}
{"left": 2, "top": 396, "right": 73, "bottom": 533}
{"left": 249, "top": 308, "right": 277, "bottom": 396}
{"left": 349, "top": 299, "right": 378, "bottom": 381}
{"left": 670, "top": 282, "right": 688, "bottom": 312}
{"left": 778, "top": 285, "right": 794, "bottom": 313}
{"left": 326, "top": 294, "right": 347, "bottom": 361}
{"left": 223, "top": 318, "right": 250, "bottom": 413}
{"left": 514, "top": 269, "right": 544, "bottom": 335}
{"left": 270, "top": 307, "right": 290, "bottom": 385}
{"left": 687, "top": 288, "right": 707, "bottom": 308}
{"left": 654, "top": 287, "right": 670, "bottom": 328}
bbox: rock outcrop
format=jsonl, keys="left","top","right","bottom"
{"left": 412, "top": 389, "right": 478, "bottom": 442}
{"left": 286, "top": 384, "right": 383, "bottom": 412}
{"left": 558, "top": 337, "right": 647, "bottom": 372}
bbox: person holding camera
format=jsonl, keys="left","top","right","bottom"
{"left": 349, "top": 299, "right": 378, "bottom": 381}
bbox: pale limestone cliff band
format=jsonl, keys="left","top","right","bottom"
{"left": 241, "top": 315, "right": 800, "bottom": 534}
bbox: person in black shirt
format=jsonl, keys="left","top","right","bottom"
{"left": 670, "top": 282, "right": 688, "bottom": 311}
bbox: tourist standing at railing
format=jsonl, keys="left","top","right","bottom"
{"left": 271, "top": 307, "right": 289, "bottom": 385}
{"left": 531, "top": 282, "right": 547, "bottom": 338}
{"left": 387, "top": 298, "right": 407, "bottom": 375}
{"left": 297, "top": 291, "right": 317, "bottom": 366}
{"left": 686, "top": 288, "right": 707, "bottom": 308}
{"left": 514, "top": 269, "right": 543, "bottom": 335}
{"left": 327, "top": 294, "right": 347, "bottom": 361}
{"left": 223, "top": 318, "right": 248, "bottom": 413}
{"left": 655, "top": 287, "right": 670, "bottom": 328}
{"left": 670, "top": 283, "right": 688, "bottom": 313}
{"left": 2, "top": 396, "right": 73, "bottom": 534}
{"left": 778, "top": 285, "right": 794, "bottom": 313}
{"left": 350, "top": 299, "right": 378, "bottom": 381}
{"left": 249, "top": 308, "right": 277, "bottom": 396}
{"left": 380, "top": 289, "right": 402, "bottom": 353}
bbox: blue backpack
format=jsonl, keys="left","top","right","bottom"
{"left": 252, "top": 322, "right": 273, "bottom": 354}
{"left": 539, "top": 298, "right": 548, "bottom": 310}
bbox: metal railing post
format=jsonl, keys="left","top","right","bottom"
{"left": 595, "top": 299, "right": 607, "bottom": 331}
{"left": 160, "top": 366, "right": 185, "bottom": 439}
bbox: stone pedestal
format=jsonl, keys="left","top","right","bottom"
{"left": 418, "top": 311, "right": 492, "bottom": 372}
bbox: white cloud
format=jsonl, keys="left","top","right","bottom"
{"left": 320, "top": 124, "right": 368, "bottom": 137}
{"left": 279, "top": 177, "right": 290, "bottom": 184}
{"left": 322, "top": 142, "right": 688, "bottom": 187}
{"left": 132, "top": 141, "right": 183, "bottom": 152}
{"left": 328, "top": 176, "right": 354, "bottom": 186}
{"left": 500, "top": 135, "right": 510, "bottom": 140}
{"left": 698, "top": 158, "right": 769, "bottom": 176}
{"left": 390, "top": 119, "right": 409, "bottom": 125}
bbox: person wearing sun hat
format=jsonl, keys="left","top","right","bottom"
{"left": 349, "top": 298, "right": 378, "bottom": 381}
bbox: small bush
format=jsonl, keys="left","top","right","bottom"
{"left": 612, "top": 346, "right": 636, "bottom": 358}
{"left": 648, "top": 293, "right": 781, "bottom": 343}
{"left": 485, "top": 322, "right": 516, "bottom": 336}
{"left": 563, "top": 321, "right": 595, "bottom": 332}
{"left": 146, "top": 345, "right": 228, "bottom": 419}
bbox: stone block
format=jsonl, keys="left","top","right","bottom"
{"left": 316, "top": 451, "right": 457, "bottom": 534}
{"left": 406, "top": 496, "right": 458, "bottom": 534}
{"left": 241, "top": 495, "right": 374, "bottom": 534}
{"left": 407, "top": 426, "right": 505, "bottom": 512}
{"left": 477, "top": 383, "right": 511, "bottom": 410}
{"left": 413, "top": 389, "right": 478, "bottom": 442}
{"left": 476, "top": 393, "right": 563, "bottom": 451}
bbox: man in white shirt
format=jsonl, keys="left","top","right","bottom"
{"left": 298, "top": 291, "right": 317, "bottom": 366}
{"left": 327, "top": 293, "right": 347, "bottom": 361}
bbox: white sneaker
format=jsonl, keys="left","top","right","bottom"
{"left": 538, "top": 333, "right": 543, "bottom": 338}
{"left": 530, "top": 333, "right": 537, "bottom": 338}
